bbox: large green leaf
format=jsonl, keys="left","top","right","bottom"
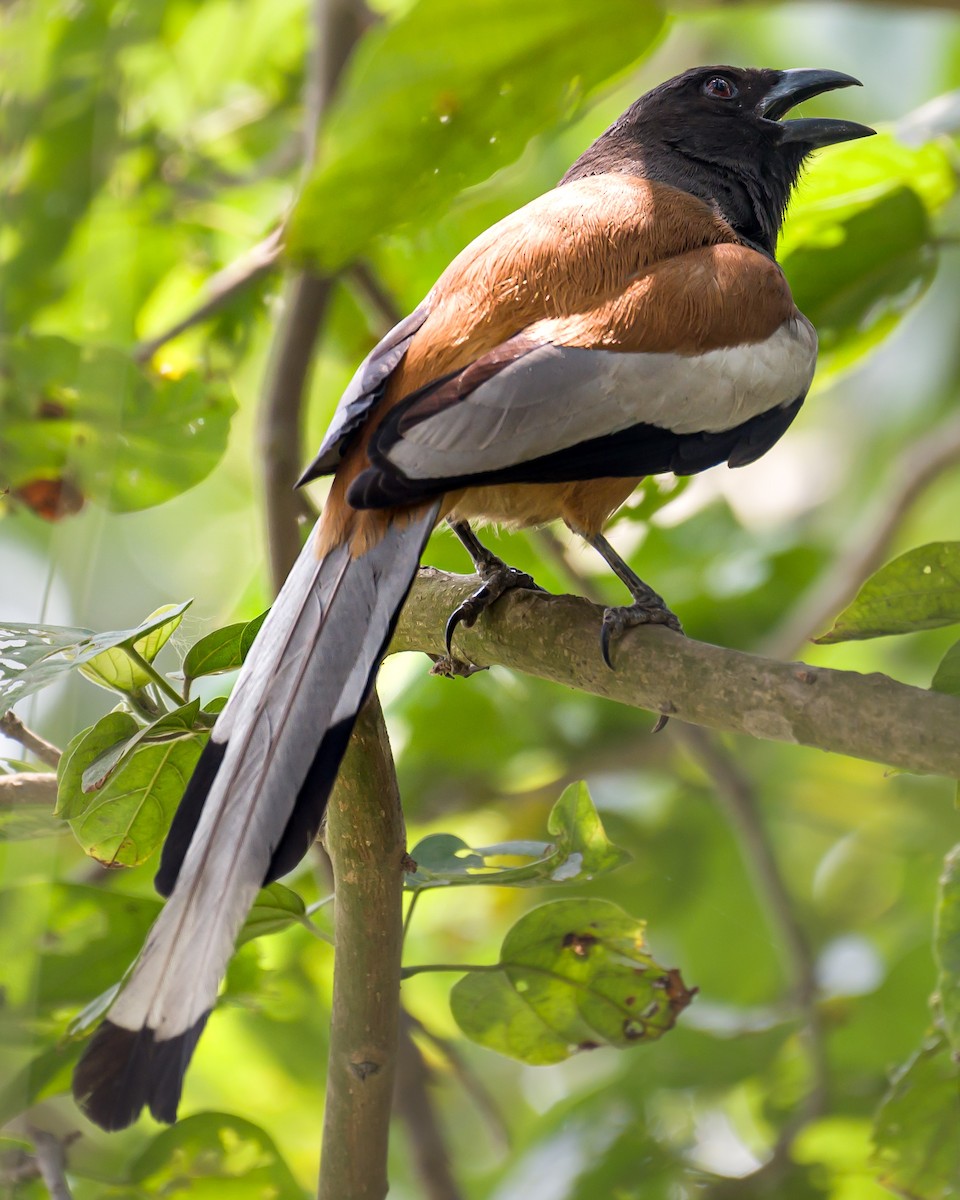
{"left": 237, "top": 883, "right": 309, "bottom": 947}
{"left": 781, "top": 133, "right": 955, "bottom": 372}
{"left": 0, "top": 334, "right": 236, "bottom": 515}
{"left": 873, "top": 1033, "right": 960, "bottom": 1198}
{"left": 935, "top": 845, "right": 960, "bottom": 1054}
{"left": 128, "top": 1113, "right": 309, "bottom": 1200}
{"left": 406, "top": 780, "right": 630, "bottom": 890}
{"left": 448, "top": 898, "right": 693, "bottom": 1064}
{"left": 0, "top": 600, "right": 191, "bottom": 714}
{"left": 57, "top": 711, "right": 205, "bottom": 866}
{"left": 78, "top": 701, "right": 203, "bottom": 793}
{"left": 815, "top": 543, "right": 960, "bottom": 643}
{"left": 290, "top": 0, "right": 665, "bottom": 269}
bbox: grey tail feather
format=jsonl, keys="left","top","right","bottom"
{"left": 73, "top": 501, "right": 441, "bottom": 1130}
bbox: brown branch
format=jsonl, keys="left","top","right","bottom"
{"left": 318, "top": 692, "right": 406, "bottom": 1200}
{"left": 134, "top": 229, "right": 283, "bottom": 363}
{"left": 394, "top": 1009, "right": 465, "bottom": 1200}
{"left": 393, "top": 569, "right": 960, "bottom": 778}
{"left": 0, "top": 712, "right": 61, "bottom": 767}
{"left": 764, "top": 409, "right": 960, "bottom": 660}
{"left": 0, "top": 772, "right": 58, "bottom": 804}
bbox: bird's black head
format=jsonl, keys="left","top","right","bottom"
{"left": 563, "top": 66, "right": 875, "bottom": 256}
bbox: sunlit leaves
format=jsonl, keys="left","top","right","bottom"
{"left": 290, "top": 0, "right": 665, "bottom": 270}
{"left": 816, "top": 543, "right": 960, "bottom": 642}
{"left": 0, "top": 601, "right": 192, "bottom": 714}
{"left": 449, "top": 899, "right": 694, "bottom": 1064}
{"left": 79, "top": 603, "right": 188, "bottom": 696}
{"left": 405, "top": 780, "right": 630, "bottom": 890}
{"left": 0, "top": 335, "right": 236, "bottom": 516}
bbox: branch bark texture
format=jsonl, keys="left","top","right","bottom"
{"left": 319, "top": 692, "right": 406, "bottom": 1200}
{"left": 393, "top": 569, "right": 960, "bottom": 779}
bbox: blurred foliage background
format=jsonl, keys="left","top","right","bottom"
{"left": 2, "top": 0, "right": 960, "bottom": 1196}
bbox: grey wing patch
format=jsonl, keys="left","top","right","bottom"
{"left": 298, "top": 300, "right": 431, "bottom": 484}
{"left": 367, "top": 316, "right": 816, "bottom": 485}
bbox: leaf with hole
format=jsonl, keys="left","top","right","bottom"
{"left": 448, "top": 898, "right": 694, "bottom": 1064}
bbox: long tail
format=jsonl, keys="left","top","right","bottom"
{"left": 72, "top": 501, "right": 440, "bottom": 1130}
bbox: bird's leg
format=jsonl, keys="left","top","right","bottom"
{"left": 584, "top": 532, "right": 683, "bottom": 670}
{"left": 444, "top": 519, "right": 544, "bottom": 655}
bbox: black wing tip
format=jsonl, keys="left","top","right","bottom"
{"left": 72, "top": 1015, "right": 209, "bottom": 1132}
{"left": 155, "top": 737, "right": 228, "bottom": 898}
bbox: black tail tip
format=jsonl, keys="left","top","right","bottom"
{"left": 72, "top": 1015, "right": 209, "bottom": 1132}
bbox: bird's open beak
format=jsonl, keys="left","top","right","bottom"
{"left": 758, "top": 68, "right": 875, "bottom": 147}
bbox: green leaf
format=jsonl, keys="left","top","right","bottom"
{"left": 935, "top": 844, "right": 960, "bottom": 1055}
{"left": 406, "top": 781, "right": 629, "bottom": 890}
{"left": 57, "top": 712, "right": 205, "bottom": 866}
{"left": 79, "top": 701, "right": 202, "bottom": 793}
{"left": 873, "top": 1032, "right": 960, "bottom": 1198}
{"left": 78, "top": 603, "right": 189, "bottom": 695}
{"left": 0, "top": 600, "right": 192, "bottom": 714}
{"left": 0, "top": 334, "right": 236, "bottom": 514}
{"left": 182, "top": 611, "right": 268, "bottom": 683}
{"left": 932, "top": 639, "right": 960, "bottom": 698}
{"left": 781, "top": 133, "right": 955, "bottom": 373}
{"left": 129, "top": 1112, "right": 309, "bottom": 1200}
{"left": 290, "top": 0, "right": 665, "bottom": 269}
{"left": 449, "top": 898, "right": 694, "bottom": 1064}
{"left": 237, "top": 883, "right": 308, "bottom": 947}
{"left": 0, "top": 1042, "right": 82, "bottom": 1126}
{"left": 815, "top": 543, "right": 960, "bottom": 643}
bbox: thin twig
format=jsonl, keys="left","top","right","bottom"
{"left": 259, "top": 0, "right": 369, "bottom": 590}
{"left": 0, "top": 772, "right": 58, "bottom": 804}
{"left": 134, "top": 229, "right": 283, "bottom": 363}
{"left": 0, "top": 712, "right": 62, "bottom": 767}
{"left": 394, "top": 1009, "right": 465, "bottom": 1200}
{"left": 319, "top": 693, "right": 406, "bottom": 1200}
{"left": 29, "top": 1130, "right": 74, "bottom": 1200}
{"left": 764, "top": 409, "right": 960, "bottom": 660}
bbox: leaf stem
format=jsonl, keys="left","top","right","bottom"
{"left": 122, "top": 648, "right": 185, "bottom": 708}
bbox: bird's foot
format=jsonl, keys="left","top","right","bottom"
{"left": 599, "top": 597, "right": 683, "bottom": 670}
{"left": 445, "top": 560, "right": 544, "bottom": 656}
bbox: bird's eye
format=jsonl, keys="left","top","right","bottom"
{"left": 703, "top": 76, "right": 737, "bottom": 100}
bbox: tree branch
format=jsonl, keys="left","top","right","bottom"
{"left": 0, "top": 712, "right": 61, "bottom": 767}
{"left": 319, "top": 692, "right": 406, "bottom": 1200}
{"left": 764, "top": 409, "right": 960, "bottom": 660}
{"left": 259, "top": 0, "right": 370, "bottom": 590}
{"left": 0, "top": 773, "right": 58, "bottom": 804}
{"left": 29, "top": 1130, "right": 74, "bottom": 1200}
{"left": 133, "top": 229, "right": 283, "bottom": 363}
{"left": 392, "top": 569, "right": 960, "bottom": 779}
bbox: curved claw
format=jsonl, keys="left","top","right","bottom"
{"left": 445, "top": 567, "right": 543, "bottom": 656}
{"left": 598, "top": 600, "right": 683, "bottom": 670}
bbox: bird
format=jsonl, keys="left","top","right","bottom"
{"left": 72, "top": 65, "right": 874, "bottom": 1130}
